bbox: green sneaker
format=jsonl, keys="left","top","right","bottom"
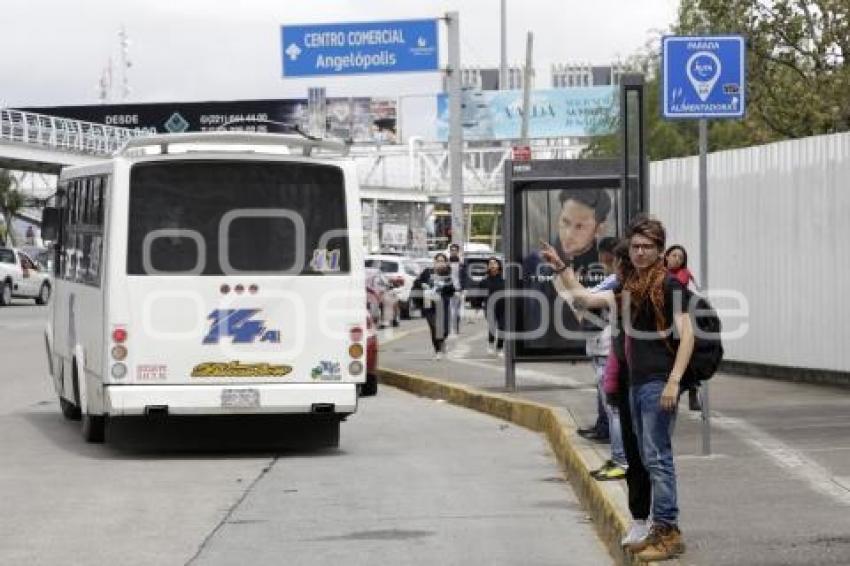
{"left": 590, "top": 460, "right": 615, "bottom": 477}
{"left": 593, "top": 461, "right": 627, "bottom": 481}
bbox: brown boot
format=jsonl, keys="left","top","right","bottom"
{"left": 635, "top": 523, "right": 685, "bottom": 562}
{"left": 623, "top": 522, "right": 659, "bottom": 554}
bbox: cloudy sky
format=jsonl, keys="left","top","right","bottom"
{"left": 0, "top": 0, "right": 679, "bottom": 107}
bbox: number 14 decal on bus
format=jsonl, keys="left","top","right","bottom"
{"left": 202, "top": 309, "right": 281, "bottom": 344}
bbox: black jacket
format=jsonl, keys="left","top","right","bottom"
{"left": 478, "top": 273, "right": 505, "bottom": 319}
{"left": 411, "top": 268, "right": 456, "bottom": 311}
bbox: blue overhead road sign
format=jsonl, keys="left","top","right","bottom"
{"left": 662, "top": 35, "right": 746, "bottom": 119}
{"left": 281, "top": 19, "right": 439, "bottom": 77}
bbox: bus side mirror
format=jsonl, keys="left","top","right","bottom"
{"left": 41, "top": 207, "right": 60, "bottom": 241}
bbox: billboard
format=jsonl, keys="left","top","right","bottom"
{"left": 516, "top": 184, "right": 620, "bottom": 357}
{"left": 381, "top": 223, "right": 409, "bottom": 247}
{"left": 19, "top": 97, "right": 397, "bottom": 143}
{"left": 504, "top": 159, "right": 632, "bottom": 361}
{"left": 435, "top": 86, "right": 617, "bottom": 141}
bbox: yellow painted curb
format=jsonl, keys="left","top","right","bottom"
{"left": 378, "top": 367, "right": 670, "bottom": 566}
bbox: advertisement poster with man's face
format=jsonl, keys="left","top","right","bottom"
{"left": 518, "top": 185, "right": 620, "bottom": 358}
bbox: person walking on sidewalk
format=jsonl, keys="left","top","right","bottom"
{"left": 411, "top": 253, "right": 456, "bottom": 360}
{"left": 542, "top": 216, "right": 695, "bottom": 562}
{"left": 447, "top": 243, "right": 469, "bottom": 336}
{"left": 479, "top": 257, "right": 505, "bottom": 357}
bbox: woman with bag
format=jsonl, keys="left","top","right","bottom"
{"left": 541, "top": 216, "right": 695, "bottom": 562}
{"left": 411, "top": 253, "right": 456, "bottom": 360}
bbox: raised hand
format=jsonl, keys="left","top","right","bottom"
{"left": 538, "top": 239, "right": 564, "bottom": 269}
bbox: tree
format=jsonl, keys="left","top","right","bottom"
{"left": 0, "top": 169, "right": 24, "bottom": 246}
{"left": 677, "top": 0, "right": 850, "bottom": 139}
{"left": 585, "top": 1, "right": 849, "bottom": 160}
{"left": 582, "top": 34, "right": 707, "bottom": 160}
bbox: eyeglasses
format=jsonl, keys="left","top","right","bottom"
{"left": 629, "top": 243, "right": 658, "bottom": 252}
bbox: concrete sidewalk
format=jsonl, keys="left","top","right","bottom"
{"left": 376, "top": 317, "right": 850, "bottom": 566}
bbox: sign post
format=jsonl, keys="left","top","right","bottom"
{"left": 662, "top": 35, "right": 746, "bottom": 456}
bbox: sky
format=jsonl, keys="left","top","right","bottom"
{"left": 0, "top": 0, "right": 680, "bottom": 108}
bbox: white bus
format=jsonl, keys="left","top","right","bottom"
{"left": 41, "top": 132, "right": 367, "bottom": 445}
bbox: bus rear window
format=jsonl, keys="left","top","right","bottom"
{"left": 127, "top": 160, "right": 350, "bottom": 275}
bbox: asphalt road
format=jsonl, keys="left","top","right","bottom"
{"left": 0, "top": 301, "right": 611, "bottom": 566}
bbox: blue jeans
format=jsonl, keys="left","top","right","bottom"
{"left": 449, "top": 293, "right": 463, "bottom": 335}
{"left": 591, "top": 356, "right": 625, "bottom": 466}
{"left": 630, "top": 378, "right": 679, "bottom": 526}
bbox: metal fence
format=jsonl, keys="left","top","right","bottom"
{"left": 650, "top": 132, "right": 850, "bottom": 373}
{"left": 0, "top": 108, "right": 139, "bottom": 155}
{"left": 351, "top": 139, "right": 585, "bottom": 193}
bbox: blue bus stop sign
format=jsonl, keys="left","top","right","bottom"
{"left": 281, "top": 19, "right": 439, "bottom": 77}
{"left": 662, "top": 35, "right": 746, "bottom": 119}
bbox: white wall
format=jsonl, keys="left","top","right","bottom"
{"left": 650, "top": 132, "right": 850, "bottom": 373}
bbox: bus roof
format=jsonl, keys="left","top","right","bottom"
{"left": 117, "top": 131, "right": 350, "bottom": 158}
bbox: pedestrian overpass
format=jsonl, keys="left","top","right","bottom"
{"left": 2, "top": 107, "right": 584, "bottom": 201}
{"left": 1, "top": 107, "right": 584, "bottom": 249}
{"left": 353, "top": 138, "right": 584, "bottom": 205}
{"left": 0, "top": 108, "right": 137, "bottom": 174}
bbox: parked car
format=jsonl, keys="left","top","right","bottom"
{"left": 365, "top": 254, "right": 421, "bottom": 319}
{"left": 20, "top": 245, "right": 53, "bottom": 273}
{"left": 365, "top": 267, "right": 400, "bottom": 328}
{"left": 0, "top": 247, "right": 52, "bottom": 306}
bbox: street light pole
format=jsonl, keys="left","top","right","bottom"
{"left": 446, "top": 11, "right": 464, "bottom": 246}
{"left": 520, "top": 32, "right": 533, "bottom": 143}
{"left": 500, "top": 0, "right": 508, "bottom": 90}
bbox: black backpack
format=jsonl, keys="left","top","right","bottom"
{"left": 681, "top": 292, "right": 724, "bottom": 386}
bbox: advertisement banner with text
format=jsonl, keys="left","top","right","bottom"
{"left": 434, "top": 86, "right": 617, "bottom": 141}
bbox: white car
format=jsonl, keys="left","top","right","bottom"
{"left": 364, "top": 254, "right": 422, "bottom": 319}
{"left": 0, "top": 247, "right": 52, "bottom": 306}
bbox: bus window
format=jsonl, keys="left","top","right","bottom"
{"left": 126, "top": 160, "right": 350, "bottom": 276}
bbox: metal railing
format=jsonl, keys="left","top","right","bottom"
{"left": 0, "top": 106, "right": 587, "bottom": 197}
{"left": 0, "top": 108, "right": 140, "bottom": 155}
{"left": 351, "top": 138, "right": 587, "bottom": 194}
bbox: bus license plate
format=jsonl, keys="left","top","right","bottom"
{"left": 221, "top": 388, "right": 260, "bottom": 408}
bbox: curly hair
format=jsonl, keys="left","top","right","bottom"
{"left": 621, "top": 216, "right": 668, "bottom": 332}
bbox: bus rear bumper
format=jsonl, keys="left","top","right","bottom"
{"left": 104, "top": 383, "right": 357, "bottom": 416}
